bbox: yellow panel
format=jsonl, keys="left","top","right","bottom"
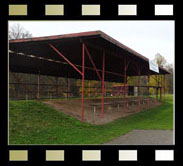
{"left": 82, "top": 5, "right": 100, "bottom": 15}
{"left": 118, "top": 5, "right": 137, "bottom": 15}
{"left": 9, "top": 5, "right": 27, "bottom": 16}
{"left": 119, "top": 150, "right": 137, "bottom": 161}
{"left": 9, "top": 150, "right": 28, "bottom": 161}
{"left": 82, "top": 150, "right": 101, "bottom": 161}
{"left": 46, "top": 150, "right": 64, "bottom": 161}
{"left": 45, "top": 5, "right": 64, "bottom": 15}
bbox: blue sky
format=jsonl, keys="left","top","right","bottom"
{"left": 9, "top": 21, "right": 174, "bottom": 65}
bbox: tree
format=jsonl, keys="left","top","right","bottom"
{"left": 148, "top": 53, "right": 174, "bottom": 95}
{"left": 154, "top": 53, "right": 167, "bottom": 68}
{"left": 9, "top": 23, "right": 32, "bottom": 40}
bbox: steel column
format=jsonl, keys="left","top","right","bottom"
{"left": 37, "top": 71, "right": 40, "bottom": 100}
{"left": 160, "top": 75, "right": 162, "bottom": 101}
{"left": 123, "top": 60, "right": 127, "bottom": 113}
{"left": 67, "top": 78, "right": 70, "bottom": 98}
{"left": 101, "top": 49, "right": 105, "bottom": 117}
{"left": 138, "top": 66, "right": 141, "bottom": 112}
{"left": 81, "top": 43, "right": 85, "bottom": 123}
{"left": 88, "top": 80, "right": 91, "bottom": 97}
{"left": 147, "top": 74, "right": 150, "bottom": 106}
{"left": 155, "top": 75, "right": 158, "bottom": 101}
{"left": 164, "top": 74, "right": 166, "bottom": 98}
{"left": 55, "top": 77, "right": 58, "bottom": 97}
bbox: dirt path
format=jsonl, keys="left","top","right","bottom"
{"left": 42, "top": 98, "right": 161, "bottom": 125}
{"left": 104, "top": 130, "right": 174, "bottom": 145}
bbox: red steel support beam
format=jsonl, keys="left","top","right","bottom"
{"left": 138, "top": 66, "right": 141, "bottom": 112}
{"left": 81, "top": 43, "right": 85, "bottom": 123}
{"left": 37, "top": 71, "right": 40, "bottom": 100}
{"left": 147, "top": 74, "right": 150, "bottom": 107}
{"left": 67, "top": 77, "right": 70, "bottom": 98}
{"left": 89, "top": 80, "right": 91, "bottom": 97}
{"left": 84, "top": 44, "right": 102, "bottom": 81}
{"left": 123, "top": 60, "right": 127, "bottom": 113}
{"left": 101, "top": 49, "right": 105, "bottom": 117}
{"left": 123, "top": 60, "right": 130, "bottom": 113}
{"left": 49, "top": 44, "right": 83, "bottom": 76}
{"left": 160, "top": 75, "right": 162, "bottom": 101}
{"left": 155, "top": 75, "right": 158, "bottom": 101}
{"left": 55, "top": 77, "right": 58, "bottom": 97}
{"left": 164, "top": 74, "right": 166, "bottom": 98}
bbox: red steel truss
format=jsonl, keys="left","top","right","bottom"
{"left": 47, "top": 42, "right": 167, "bottom": 123}
{"left": 101, "top": 49, "right": 105, "bottom": 117}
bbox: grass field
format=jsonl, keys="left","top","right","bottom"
{"left": 9, "top": 95, "right": 173, "bottom": 144}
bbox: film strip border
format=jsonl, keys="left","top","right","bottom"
{"left": 7, "top": 148, "right": 175, "bottom": 163}
{"left": 7, "top": 3, "right": 174, "bottom": 17}
{"left": 3, "top": 1, "right": 178, "bottom": 166}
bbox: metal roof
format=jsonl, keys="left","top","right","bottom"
{"left": 9, "top": 30, "right": 170, "bottom": 82}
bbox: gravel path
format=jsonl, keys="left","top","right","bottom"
{"left": 104, "top": 130, "right": 174, "bottom": 145}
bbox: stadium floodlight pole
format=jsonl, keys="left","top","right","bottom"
{"left": 81, "top": 43, "right": 85, "bottom": 123}
{"left": 101, "top": 49, "right": 105, "bottom": 118}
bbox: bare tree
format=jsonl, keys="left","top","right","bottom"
{"left": 9, "top": 24, "right": 32, "bottom": 40}
{"left": 152, "top": 53, "right": 174, "bottom": 94}
{"left": 154, "top": 53, "right": 167, "bottom": 68}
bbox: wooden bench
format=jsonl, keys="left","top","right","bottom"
{"left": 144, "top": 98, "right": 156, "bottom": 103}
{"left": 118, "top": 99, "right": 146, "bottom": 107}
{"left": 115, "top": 101, "right": 130, "bottom": 109}
{"left": 143, "top": 98, "right": 154, "bottom": 104}
{"left": 91, "top": 102, "right": 114, "bottom": 114}
{"left": 115, "top": 99, "right": 144, "bottom": 108}
{"left": 129, "top": 99, "right": 139, "bottom": 106}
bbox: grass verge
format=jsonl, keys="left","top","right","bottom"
{"left": 9, "top": 95, "right": 173, "bottom": 144}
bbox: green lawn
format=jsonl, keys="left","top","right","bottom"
{"left": 9, "top": 95, "right": 173, "bottom": 144}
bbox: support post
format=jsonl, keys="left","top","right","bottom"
{"left": 164, "top": 74, "right": 166, "bottom": 99}
{"left": 147, "top": 74, "right": 150, "bottom": 107}
{"left": 155, "top": 75, "right": 158, "bottom": 101}
{"left": 138, "top": 67, "right": 141, "bottom": 112}
{"left": 56, "top": 77, "right": 58, "bottom": 97}
{"left": 37, "top": 71, "right": 40, "bottom": 100}
{"left": 81, "top": 43, "right": 85, "bottom": 123}
{"left": 160, "top": 75, "right": 162, "bottom": 101}
{"left": 101, "top": 49, "right": 105, "bottom": 117}
{"left": 67, "top": 78, "right": 70, "bottom": 98}
{"left": 123, "top": 60, "right": 127, "bottom": 113}
{"left": 88, "top": 80, "right": 91, "bottom": 97}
